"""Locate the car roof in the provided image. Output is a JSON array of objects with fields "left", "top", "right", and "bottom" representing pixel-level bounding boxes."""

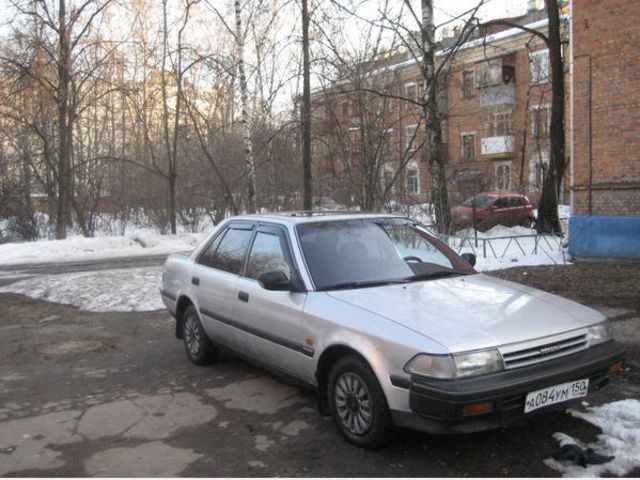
[
  {"left": 482, "top": 192, "right": 528, "bottom": 197},
  {"left": 225, "top": 211, "right": 405, "bottom": 226}
]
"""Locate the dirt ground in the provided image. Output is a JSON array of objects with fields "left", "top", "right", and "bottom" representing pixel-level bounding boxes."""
[
  {"left": 0, "top": 263, "right": 638, "bottom": 477},
  {"left": 488, "top": 262, "right": 640, "bottom": 313}
]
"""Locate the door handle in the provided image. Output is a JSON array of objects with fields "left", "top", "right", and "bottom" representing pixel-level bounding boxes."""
[
  {"left": 191, "top": 276, "right": 200, "bottom": 286},
  {"left": 238, "top": 291, "right": 249, "bottom": 302}
]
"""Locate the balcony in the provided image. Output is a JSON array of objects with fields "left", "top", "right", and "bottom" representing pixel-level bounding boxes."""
[
  {"left": 481, "top": 135, "right": 515, "bottom": 157},
  {"left": 480, "top": 85, "right": 515, "bottom": 107}
]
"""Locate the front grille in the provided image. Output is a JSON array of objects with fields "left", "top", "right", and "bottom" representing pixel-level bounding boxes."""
[{"left": 500, "top": 333, "right": 588, "bottom": 369}]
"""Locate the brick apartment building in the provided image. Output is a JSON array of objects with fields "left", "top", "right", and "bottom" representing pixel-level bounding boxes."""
[
  {"left": 568, "top": 0, "right": 640, "bottom": 259},
  {"left": 311, "top": 6, "right": 564, "bottom": 209}
]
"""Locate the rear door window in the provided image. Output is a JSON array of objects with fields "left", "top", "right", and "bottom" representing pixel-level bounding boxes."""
[
  {"left": 494, "top": 198, "right": 510, "bottom": 209},
  {"left": 204, "top": 228, "right": 253, "bottom": 274}
]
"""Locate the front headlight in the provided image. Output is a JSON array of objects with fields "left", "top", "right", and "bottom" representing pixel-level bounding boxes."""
[
  {"left": 404, "top": 349, "right": 503, "bottom": 380},
  {"left": 586, "top": 321, "right": 613, "bottom": 346}
]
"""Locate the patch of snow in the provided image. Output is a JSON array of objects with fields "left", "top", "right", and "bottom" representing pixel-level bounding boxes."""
[
  {"left": 439, "top": 224, "right": 569, "bottom": 272},
  {"left": 544, "top": 399, "right": 640, "bottom": 477},
  {"left": 0, "top": 233, "right": 203, "bottom": 266},
  {"left": 474, "top": 249, "right": 568, "bottom": 272},
  {"left": 558, "top": 204, "right": 571, "bottom": 219},
  {"left": 0, "top": 267, "right": 163, "bottom": 312},
  {"left": 456, "top": 225, "right": 537, "bottom": 238}
]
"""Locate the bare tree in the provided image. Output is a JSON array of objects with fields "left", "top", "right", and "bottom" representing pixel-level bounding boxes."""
[
  {"left": 301, "top": 0, "right": 312, "bottom": 210},
  {"left": 234, "top": 0, "right": 257, "bottom": 212},
  {"left": 2, "top": 0, "right": 114, "bottom": 239}
]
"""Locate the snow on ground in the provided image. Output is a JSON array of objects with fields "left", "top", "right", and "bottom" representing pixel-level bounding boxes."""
[
  {"left": 0, "top": 267, "right": 164, "bottom": 312},
  {"left": 473, "top": 248, "right": 568, "bottom": 272},
  {"left": 544, "top": 399, "right": 640, "bottom": 477},
  {"left": 0, "top": 232, "right": 203, "bottom": 266},
  {"left": 445, "top": 225, "right": 569, "bottom": 272}
]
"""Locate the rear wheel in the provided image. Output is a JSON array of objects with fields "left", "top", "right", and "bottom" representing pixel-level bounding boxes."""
[
  {"left": 182, "top": 305, "right": 218, "bottom": 365},
  {"left": 328, "top": 355, "right": 394, "bottom": 448}
]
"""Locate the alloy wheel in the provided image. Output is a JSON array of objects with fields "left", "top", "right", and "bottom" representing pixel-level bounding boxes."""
[
  {"left": 334, "top": 372, "right": 373, "bottom": 435},
  {"left": 184, "top": 313, "right": 202, "bottom": 358}
]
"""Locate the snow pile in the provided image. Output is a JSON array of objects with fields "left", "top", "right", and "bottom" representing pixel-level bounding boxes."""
[
  {"left": 0, "top": 232, "right": 203, "bottom": 266},
  {"left": 474, "top": 249, "right": 567, "bottom": 272},
  {"left": 0, "top": 267, "right": 164, "bottom": 312},
  {"left": 544, "top": 399, "right": 640, "bottom": 477},
  {"left": 444, "top": 224, "right": 568, "bottom": 272},
  {"left": 457, "top": 225, "right": 537, "bottom": 238}
]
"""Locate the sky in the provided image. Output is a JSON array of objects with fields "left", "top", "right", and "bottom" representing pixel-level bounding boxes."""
[{"left": 0, "top": 0, "right": 539, "bottom": 111}]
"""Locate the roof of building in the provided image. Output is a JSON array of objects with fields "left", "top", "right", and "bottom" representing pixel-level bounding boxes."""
[{"left": 351, "top": 8, "right": 550, "bottom": 77}]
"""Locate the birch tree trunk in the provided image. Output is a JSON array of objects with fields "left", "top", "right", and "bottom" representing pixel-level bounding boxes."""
[
  {"left": 420, "top": 0, "right": 451, "bottom": 232},
  {"left": 301, "top": 0, "right": 312, "bottom": 210},
  {"left": 235, "top": 0, "right": 257, "bottom": 213}
]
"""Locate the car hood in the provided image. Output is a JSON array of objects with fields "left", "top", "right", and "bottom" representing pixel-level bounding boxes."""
[{"left": 326, "top": 274, "right": 605, "bottom": 353}]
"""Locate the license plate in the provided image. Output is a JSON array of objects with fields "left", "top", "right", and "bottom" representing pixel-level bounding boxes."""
[{"left": 524, "top": 378, "right": 589, "bottom": 413}]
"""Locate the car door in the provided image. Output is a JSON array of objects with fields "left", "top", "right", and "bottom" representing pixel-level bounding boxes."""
[
  {"left": 492, "top": 197, "right": 511, "bottom": 226},
  {"left": 192, "top": 221, "right": 255, "bottom": 349},
  {"left": 234, "top": 224, "right": 312, "bottom": 381}
]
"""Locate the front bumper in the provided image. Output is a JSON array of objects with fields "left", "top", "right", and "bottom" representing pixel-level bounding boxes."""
[{"left": 391, "top": 340, "right": 625, "bottom": 434}]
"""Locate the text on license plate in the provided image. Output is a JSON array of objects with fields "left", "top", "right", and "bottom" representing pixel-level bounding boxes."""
[{"left": 524, "top": 378, "right": 589, "bottom": 413}]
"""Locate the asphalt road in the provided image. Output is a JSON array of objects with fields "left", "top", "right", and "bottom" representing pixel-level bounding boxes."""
[
  {"left": 0, "top": 288, "right": 637, "bottom": 476},
  {"left": 0, "top": 254, "right": 180, "bottom": 288}
]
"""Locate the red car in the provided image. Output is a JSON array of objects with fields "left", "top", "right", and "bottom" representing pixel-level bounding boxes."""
[{"left": 451, "top": 192, "right": 535, "bottom": 230}]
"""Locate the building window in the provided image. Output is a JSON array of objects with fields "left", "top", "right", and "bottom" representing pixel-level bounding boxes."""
[
  {"left": 341, "top": 101, "right": 349, "bottom": 118},
  {"left": 484, "top": 109, "right": 513, "bottom": 137},
  {"left": 462, "top": 70, "right": 475, "bottom": 98},
  {"left": 531, "top": 105, "right": 550, "bottom": 138},
  {"left": 404, "top": 83, "right": 417, "bottom": 110},
  {"left": 382, "top": 128, "right": 394, "bottom": 156},
  {"left": 529, "top": 150, "right": 549, "bottom": 191},
  {"left": 406, "top": 162, "right": 420, "bottom": 194},
  {"left": 382, "top": 164, "right": 394, "bottom": 193},
  {"left": 530, "top": 49, "right": 550, "bottom": 84},
  {"left": 495, "top": 162, "right": 512, "bottom": 191},
  {"left": 405, "top": 125, "right": 417, "bottom": 152},
  {"left": 347, "top": 128, "right": 360, "bottom": 155},
  {"left": 461, "top": 133, "right": 476, "bottom": 161}
]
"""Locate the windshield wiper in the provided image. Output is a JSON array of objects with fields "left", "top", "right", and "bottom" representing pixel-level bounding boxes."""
[
  {"left": 404, "top": 269, "right": 471, "bottom": 282},
  {"left": 320, "top": 278, "right": 411, "bottom": 291}
]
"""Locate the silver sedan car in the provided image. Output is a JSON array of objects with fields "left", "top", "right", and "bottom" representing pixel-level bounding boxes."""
[{"left": 160, "top": 213, "right": 625, "bottom": 448}]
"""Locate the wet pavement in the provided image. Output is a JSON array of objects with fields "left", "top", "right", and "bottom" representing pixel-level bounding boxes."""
[{"left": 0, "top": 291, "right": 637, "bottom": 477}]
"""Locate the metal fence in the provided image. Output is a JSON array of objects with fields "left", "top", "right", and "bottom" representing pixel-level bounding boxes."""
[{"left": 434, "top": 231, "right": 566, "bottom": 261}]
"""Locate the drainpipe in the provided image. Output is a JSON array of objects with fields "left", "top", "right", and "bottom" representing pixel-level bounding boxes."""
[
  {"left": 569, "top": 0, "right": 574, "bottom": 215},
  {"left": 575, "top": 54, "right": 593, "bottom": 216}
]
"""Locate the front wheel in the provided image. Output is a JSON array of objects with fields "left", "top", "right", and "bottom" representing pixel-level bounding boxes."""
[
  {"left": 328, "top": 355, "right": 394, "bottom": 448},
  {"left": 182, "top": 305, "right": 219, "bottom": 365}
]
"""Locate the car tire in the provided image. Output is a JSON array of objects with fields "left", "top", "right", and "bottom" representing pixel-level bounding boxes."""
[
  {"left": 182, "top": 305, "right": 218, "bottom": 365},
  {"left": 328, "top": 355, "right": 394, "bottom": 449}
]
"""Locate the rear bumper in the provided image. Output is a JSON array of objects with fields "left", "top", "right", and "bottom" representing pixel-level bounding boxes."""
[
  {"left": 159, "top": 288, "right": 177, "bottom": 317},
  {"left": 391, "top": 340, "right": 625, "bottom": 434}
]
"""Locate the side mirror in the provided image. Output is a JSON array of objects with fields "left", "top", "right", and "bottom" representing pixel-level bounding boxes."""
[
  {"left": 258, "top": 271, "right": 295, "bottom": 291},
  {"left": 461, "top": 252, "right": 476, "bottom": 267}
]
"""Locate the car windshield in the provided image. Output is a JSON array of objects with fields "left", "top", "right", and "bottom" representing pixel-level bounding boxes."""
[
  {"left": 297, "top": 218, "right": 475, "bottom": 291},
  {"left": 462, "top": 194, "right": 494, "bottom": 208}
]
